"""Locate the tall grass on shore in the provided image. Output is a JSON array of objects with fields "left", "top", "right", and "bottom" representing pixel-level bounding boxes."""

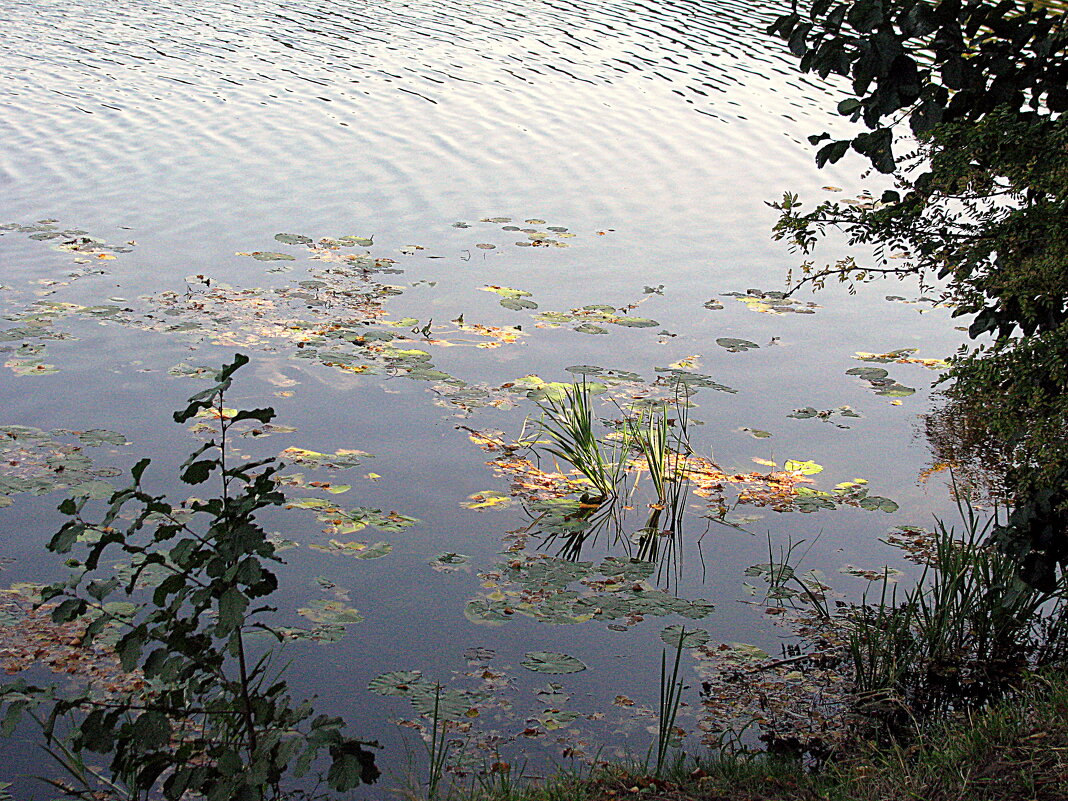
[{"left": 845, "top": 501, "right": 1065, "bottom": 722}]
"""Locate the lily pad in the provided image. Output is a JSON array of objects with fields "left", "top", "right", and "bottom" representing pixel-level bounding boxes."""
[
  {"left": 368, "top": 670, "right": 435, "bottom": 697},
  {"left": 279, "top": 447, "right": 372, "bottom": 469},
  {"left": 520, "top": 651, "right": 587, "bottom": 674},
  {"left": 740, "top": 428, "right": 772, "bottom": 439},
  {"left": 410, "top": 688, "right": 481, "bottom": 721},
  {"left": 725, "top": 642, "right": 770, "bottom": 660},
  {"left": 574, "top": 323, "right": 607, "bottom": 335},
  {"left": 660, "top": 625, "right": 710, "bottom": 648},
  {"left": 274, "top": 233, "right": 313, "bottom": 245},
  {"left": 859, "top": 496, "right": 900, "bottom": 513},
  {"left": 297, "top": 599, "right": 364, "bottom": 625},
  {"left": 308, "top": 540, "right": 393, "bottom": 558},
  {"left": 846, "top": 366, "right": 889, "bottom": 380},
  {"left": 613, "top": 317, "right": 659, "bottom": 328},
  {"left": 76, "top": 429, "right": 127, "bottom": 447},
  {"left": 876, "top": 383, "right": 916, "bottom": 397},
  {"left": 784, "top": 459, "right": 823, "bottom": 475},
  {"left": 716, "top": 338, "right": 760, "bottom": 352},
  {"left": 243, "top": 251, "right": 296, "bottom": 261}
]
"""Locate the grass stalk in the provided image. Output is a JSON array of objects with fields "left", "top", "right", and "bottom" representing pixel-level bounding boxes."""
[
  {"left": 655, "top": 629, "right": 687, "bottom": 776},
  {"left": 426, "top": 685, "right": 452, "bottom": 800}
]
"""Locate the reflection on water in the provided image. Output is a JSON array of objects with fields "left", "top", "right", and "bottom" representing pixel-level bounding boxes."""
[{"left": 0, "top": 0, "right": 971, "bottom": 793}]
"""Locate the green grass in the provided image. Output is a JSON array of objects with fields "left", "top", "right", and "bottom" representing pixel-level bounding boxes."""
[
  {"left": 844, "top": 503, "right": 1062, "bottom": 722},
  {"left": 460, "top": 671, "right": 1068, "bottom": 801}
]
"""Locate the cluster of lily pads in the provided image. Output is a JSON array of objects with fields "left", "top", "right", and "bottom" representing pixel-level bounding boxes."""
[
  {"left": 0, "top": 425, "right": 127, "bottom": 506},
  {"left": 720, "top": 288, "right": 820, "bottom": 315},
  {"left": 466, "top": 553, "right": 715, "bottom": 628},
  {"left": 460, "top": 216, "right": 578, "bottom": 249}
]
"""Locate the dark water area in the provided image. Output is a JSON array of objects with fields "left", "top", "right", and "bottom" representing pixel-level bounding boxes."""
[{"left": 0, "top": 0, "right": 969, "bottom": 794}]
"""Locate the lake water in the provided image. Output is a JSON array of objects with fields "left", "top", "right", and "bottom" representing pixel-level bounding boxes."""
[{"left": 0, "top": 0, "right": 968, "bottom": 794}]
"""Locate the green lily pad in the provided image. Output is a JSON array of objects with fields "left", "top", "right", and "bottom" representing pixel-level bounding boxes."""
[
  {"left": 308, "top": 540, "right": 393, "bottom": 559},
  {"left": 297, "top": 599, "right": 363, "bottom": 625},
  {"left": 859, "top": 496, "right": 900, "bottom": 513},
  {"left": 613, "top": 317, "right": 659, "bottom": 328},
  {"left": 876, "top": 383, "right": 916, "bottom": 397},
  {"left": 410, "top": 688, "right": 481, "bottom": 721},
  {"left": 784, "top": 459, "right": 823, "bottom": 475},
  {"left": 660, "top": 625, "right": 710, "bottom": 648},
  {"left": 338, "top": 235, "right": 374, "bottom": 247},
  {"left": 76, "top": 429, "right": 128, "bottom": 447},
  {"left": 280, "top": 624, "right": 347, "bottom": 643},
  {"left": 520, "top": 651, "right": 587, "bottom": 674},
  {"left": 368, "top": 670, "right": 434, "bottom": 697},
  {"left": 574, "top": 323, "right": 608, "bottom": 335},
  {"left": 846, "top": 366, "right": 889, "bottom": 380},
  {"left": 725, "top": 642, "right": 770, "bottom": 660},
  {"left": 716, "top": 338, "right": 760, "bottom": 352},
  {"left": 274, "top": 233, "right": 313, "bottom": 245},
  {"left": 740, "top": 427, "right": 772, "bottom": 438},
  {"left": 244, "top": 251, "right": 296, "bottom": 261},
  {"left": 8, "top": 359, "right": 58, "bottom": 375},
  {"left": 430, "top": 552, "right": 469, "bottom": 568},
  {"left": 67, "top": 480, "right": 116, "bottom": 500}
]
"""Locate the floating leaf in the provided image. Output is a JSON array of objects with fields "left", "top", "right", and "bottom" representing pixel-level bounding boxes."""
[
  {"left": 338, "top": 235, "right": 374, "bottom": 247},
  {"left": 368, "top": 670, "right": 434, "bottom": 697},
  {"left": 521, "top": 651, "right": 587, "bottom": 674},
  {"left": 430, "top": 552, "right": 469, "bottom": 572},
  {"left": 574, "top": 323, "right": 607, "bottom": 335},
  {"left": 280, "top": 624, "right": 346, "bottom": 643},
  {"left": 480, "top": 285, "right": 537, "bottom": 310},
  {"left": 410, "top": 688, "right": 479, "bottom": 721},
  {"left": 846, "top": 366, "right": 889, "bottom": 380},
  {"left": 241, "top": 251, "right": 296, "bottom": 261},
  {"left": 859, "top": 496, "right": 899, "bottom": 513},
  {"left": 784, "top": 459, "right": 823, "bottom": 475},
  {"left": 716, "top": 338, "right": 760, "bottom": 353},
  {"left": 274, "top": 233, "right": 313, "bottom": 245},
  {"left": 740, "top": 428, "right": 772, "bottom": 439},
  {"left": 876, "top": 384, "right": 915, "bottom": 397},
  {"left": 68, "top": 480, "right": 116, "bottom": 499},
  {"left": 463, "top": 490, "right": 512, "bottom": 510},
  {"left": 280, "top": 447, "right": 372, "bottom": 469},
  {"left": 724, "top": 642, "right": 770, "bottom": 659},
  {"left": 660, "top": 625, "right": 710, "bottom": 648},
  {"left": 76, "top": 429, "right": 127, "bottom": 447},
  {"left": 6, "top": 359, "right": 58, "bottom": 375},
  {"left": 308, "top": 540, "right": 393, "bottom": 559},
  {"left": 297, "top": 599, "right": 363, "bottom": 625}
]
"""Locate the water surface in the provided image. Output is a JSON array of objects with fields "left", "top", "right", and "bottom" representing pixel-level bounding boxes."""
[{"left": 0, "top": 0, "right": 966, "bottom": 793}]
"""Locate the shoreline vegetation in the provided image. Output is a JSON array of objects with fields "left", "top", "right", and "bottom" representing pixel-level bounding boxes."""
[{"left": 458, "top": 669, "right": 1068, "bottom": 801}]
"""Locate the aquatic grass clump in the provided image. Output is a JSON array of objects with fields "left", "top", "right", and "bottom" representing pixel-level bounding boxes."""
[
  {"left": 633, "top": 400, "right": 691, "bottom": 522},
  {"left": 844, "top": 500, "right": 1067, "bottom": 722},
  {"left": 736, "top": 497, "right": 1068, "bottom": 751},
  {"left": 538, "top": 381, "right": 631, "bottom": 501}
]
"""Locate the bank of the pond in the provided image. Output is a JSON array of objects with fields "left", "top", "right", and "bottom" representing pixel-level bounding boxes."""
[{"left": 470, "top": 671, "right": 1068, "bottom": 801}]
